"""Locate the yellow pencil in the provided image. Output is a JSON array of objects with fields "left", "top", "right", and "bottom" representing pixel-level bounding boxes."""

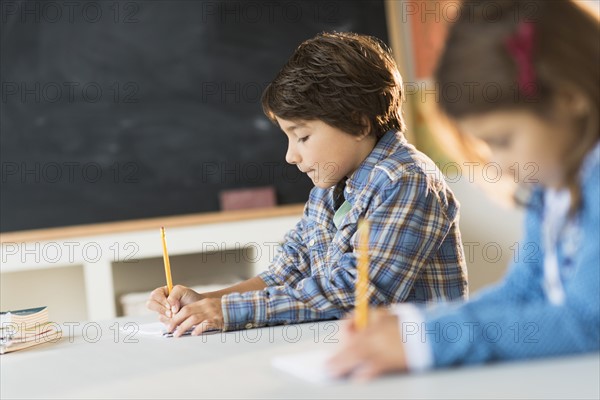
[
  {"left": 355, "top": 219, "right": 370, "bottom": 330},
  {"left": 160, "top": 227, "right": 173, "bottom": 295}
]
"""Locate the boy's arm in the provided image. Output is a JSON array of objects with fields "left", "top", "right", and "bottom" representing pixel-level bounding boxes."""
[
  {"left": 179, "top": 203, "right": 311, "bottom": 305},
  {"left": 202, "top": 276, "right": 267, "bottom": 299},
  {"left": 201, "top": 212, "right": 311, "bottom": 300},
  {"left": 220, "top": 172, "right": 459, "bottom": 331},
  {"left": 255, "top": 212, "right": 312, "bottom": 288}
]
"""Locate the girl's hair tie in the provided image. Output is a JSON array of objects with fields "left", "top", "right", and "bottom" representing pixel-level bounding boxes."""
[{"left": 505, "top": 21, "right": 538, "bottom": 98}]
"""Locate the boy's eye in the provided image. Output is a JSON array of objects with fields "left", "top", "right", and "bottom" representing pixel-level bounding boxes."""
[{"left": 297, "top": 136, "right": 309, "bottom": 143}]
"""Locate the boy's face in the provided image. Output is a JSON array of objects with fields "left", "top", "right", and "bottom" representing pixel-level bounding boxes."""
[{"left": 276, "top": 117, "right": 376, "bottom": 189}]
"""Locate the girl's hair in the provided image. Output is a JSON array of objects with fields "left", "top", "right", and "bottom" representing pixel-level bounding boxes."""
[
  {"left": 262, "top": 32, "right": 405, "bottom": 139},
  {"left": 435, "top": 0, "right": 599, "bottom": 209}
]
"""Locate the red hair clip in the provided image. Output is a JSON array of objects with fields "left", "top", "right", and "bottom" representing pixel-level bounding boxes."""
[{"left": 505, "top": 21, "right": 537, "bottom": 98}]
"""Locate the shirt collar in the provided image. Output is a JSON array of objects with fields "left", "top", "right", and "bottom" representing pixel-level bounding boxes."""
[
  {"left": 528, "top": 140, "right": 600, "bottom": 213},
  {"left": 342, "top": 130, "right": 406, "bottom": 203}
]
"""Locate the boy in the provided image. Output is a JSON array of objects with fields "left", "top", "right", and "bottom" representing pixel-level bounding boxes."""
[{"left": 147, "top": 32, "right": 468, "bottom": 336}]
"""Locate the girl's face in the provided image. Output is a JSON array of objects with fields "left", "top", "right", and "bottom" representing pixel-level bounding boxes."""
[
  {"left": 456, "top": 107, "right": 580, "bottom": 189},
  {"left": 276, "top": 117, "right": 377, "bottom": 189}
]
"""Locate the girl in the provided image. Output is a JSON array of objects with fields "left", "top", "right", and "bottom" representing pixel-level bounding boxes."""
[{"left": 328, "top": 0, "right": 599, "bottom": 380}]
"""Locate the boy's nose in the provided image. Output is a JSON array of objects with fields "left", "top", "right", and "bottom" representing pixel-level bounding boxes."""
[{"left": 285, "top": 143, "right": 301, "bottom": 165}]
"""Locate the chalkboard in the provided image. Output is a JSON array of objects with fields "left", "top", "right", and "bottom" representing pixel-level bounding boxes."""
[{"left": 0, "top": 0, "right": 390, "bottom": 232}]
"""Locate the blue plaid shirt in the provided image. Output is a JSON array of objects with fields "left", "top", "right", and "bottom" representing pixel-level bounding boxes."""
[{"left": 221, "top": 131, "right": 468, "bottom": 331}]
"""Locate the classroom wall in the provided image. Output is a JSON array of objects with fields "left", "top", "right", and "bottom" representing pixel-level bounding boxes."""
[{"left": 449, "top": 179, "right": 524, "bottom": 295}]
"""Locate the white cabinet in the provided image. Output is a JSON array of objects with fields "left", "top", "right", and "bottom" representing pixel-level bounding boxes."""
[{"left": 0, "top": 205, "right": 303, "bottom": 322}]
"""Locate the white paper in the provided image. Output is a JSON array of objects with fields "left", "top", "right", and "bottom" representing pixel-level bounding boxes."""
[
  {"left": 271, "top": 350, "right": 337, "bottom": 384},
  {"left": 131, "top": 322, "right": 169, "bottom": 336},
  {"left": 123, "top": 322, "right": 217, "bottom": 337}
]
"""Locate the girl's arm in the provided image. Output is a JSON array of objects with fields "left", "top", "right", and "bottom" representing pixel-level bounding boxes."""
[{"left": 425, "top": 168, "right": 600, "bottom": 368}]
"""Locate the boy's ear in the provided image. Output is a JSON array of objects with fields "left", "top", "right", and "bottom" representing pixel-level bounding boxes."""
[{"left": 355, "top": 116, "right": 372, "bottom": 141}]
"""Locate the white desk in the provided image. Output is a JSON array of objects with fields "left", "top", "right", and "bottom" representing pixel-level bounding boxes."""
[{"left": 1, "top": 316, "right": 598, "bottom": 399}]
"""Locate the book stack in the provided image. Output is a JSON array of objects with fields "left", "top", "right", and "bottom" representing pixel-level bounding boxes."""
[{"left": 1, "top": 306, "right": 62, "bottom": 354}]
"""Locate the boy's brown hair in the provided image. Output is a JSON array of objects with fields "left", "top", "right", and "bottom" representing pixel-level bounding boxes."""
[{"left": 262, "top": 32, "right": 405, "bottom": 139}]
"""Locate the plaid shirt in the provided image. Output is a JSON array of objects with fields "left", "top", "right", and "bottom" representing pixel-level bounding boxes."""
[{"left": 221, "top": 131, "right": 468, "bottom": 331}]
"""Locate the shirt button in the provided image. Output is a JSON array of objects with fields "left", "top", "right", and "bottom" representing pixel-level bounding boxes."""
[
  {"left": 245, "top": 323, "right": 253, "bottom": 329},
  {"left": 309, "top": 239, "right": 316, "bottom": 247},
  {"left": 345, "top": 186, "right": 352, "bottom": 194}
]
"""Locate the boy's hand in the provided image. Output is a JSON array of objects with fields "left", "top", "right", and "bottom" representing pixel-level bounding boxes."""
[
  {"left": 146, "top": 285, "right": 203, "bottom": 318},
  {"left": 327, "top": 308, "right": 408, "bottom": 381},
  {"left": 161, "top": 298, "right": 224, "bottom": 337}
]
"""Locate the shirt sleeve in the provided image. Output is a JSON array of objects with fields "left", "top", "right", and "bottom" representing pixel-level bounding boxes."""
[
  {"left": 222, "top": 172, "right": 457, "bottom": 331},
  {"left": 257, "top": 205, "right": 312, "bottom": 288},
  {"left": 390, "top": 303, "right": 434, "bottom": 372}
]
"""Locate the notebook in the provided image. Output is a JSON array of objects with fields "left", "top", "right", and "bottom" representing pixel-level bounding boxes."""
[
  {"left": 1, "top": 306, "right": 61, "bottom": 354},
  {"left": 1, "top": 306, "right": 48, "bottom": 326},
  {"left": 1, "top": 325, "right": 62, "bottom": 354}
]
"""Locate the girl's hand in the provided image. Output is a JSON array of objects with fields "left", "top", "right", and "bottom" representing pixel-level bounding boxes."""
[
  {"left": 327, "top": 308, "right": 408, "bottom": 381},
  {"left": 146, "top": 285, "right": 203, "bottom": 318},
  {"left": 161, "top": 297, "right": 224, "bottom": 337}
]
